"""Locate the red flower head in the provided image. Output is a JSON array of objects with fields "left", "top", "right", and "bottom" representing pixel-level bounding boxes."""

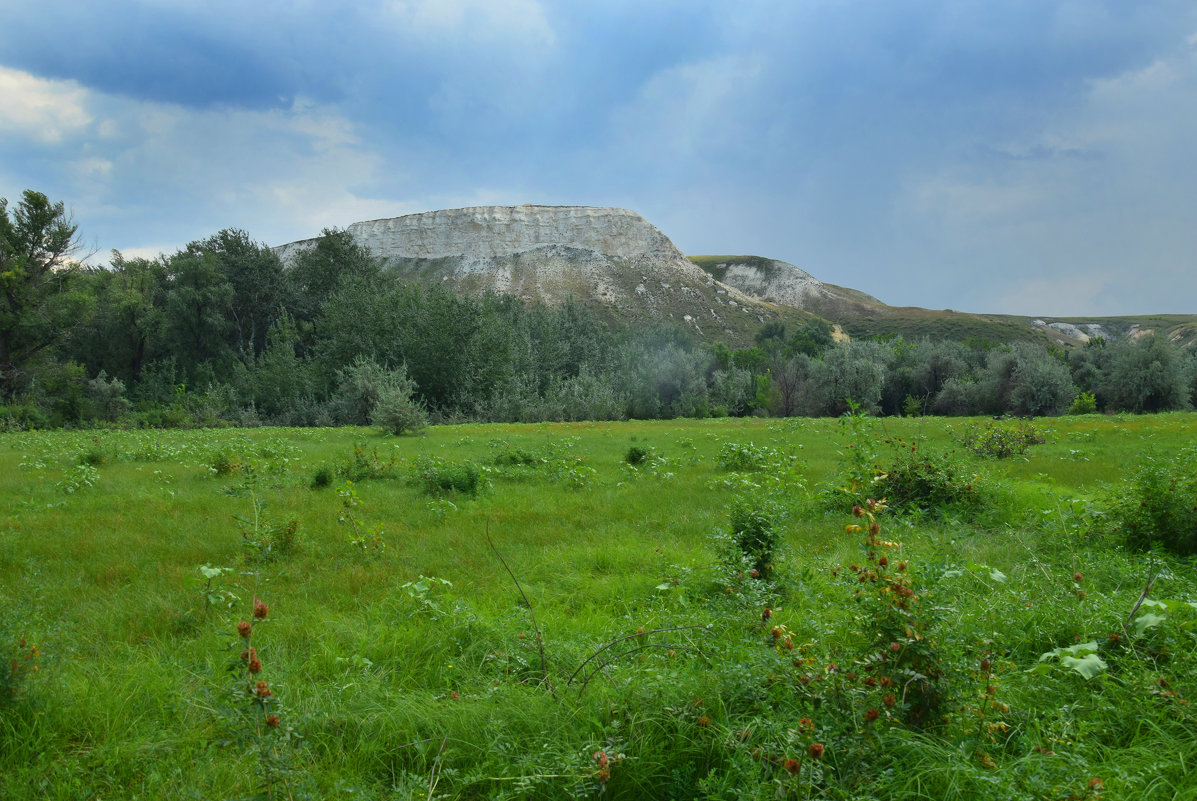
[
  {"left": 852, "top": 505, "right": 865, "bottom": 518},
  {"left": 762, "top": 608, "right": 772, "bottom": 622},
  {"left": 253, "top": 599, "right": 269, "bottom": 619},
  {"left": 865, "top": 708, "right": 880, "bottom": 722},
  {"left": 783, "top": 758, "right": 801, "bottom": 776},
  {"left": 883, "top": 694, "right": 896, "bottom": 707},
  {"left": 266, "top": 714, "right": 280, "bottom": 728},
  {"left": 255, "top": 681, "right": 272, "bottom": 697},
  {"left": 237, "top": 621, "right": 252, "bottom": 638},
  {"left": 808, "top": 743, "right": 825, "bottom": 760},
  {"left": 248, "top": 657, "right": 262, "bottom": 674}
]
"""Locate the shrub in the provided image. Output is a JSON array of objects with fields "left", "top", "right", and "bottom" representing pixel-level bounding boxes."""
[
  {"left": 625, "top": 444, "right": 654, "bottom": 466},
  {"left": 954, "top": 420, "right": 1047, "bottom": 459},
  {"left": 728, "top": 496, "right": 781, "bottom": 580},
  {"left": 1068, "top": 391, "right": 1098, "bottom": 415},
  {"left": 872, "top": 442, "right": 978, "bottom": 516},
  {"left": 370, "top": 379, "right": 427, "bottom": 436},
  {"left": 1105, "top": 450, "right": 1197, "bottom": 556},
  {"left": 717, "top": 441, "right": 778, "bottom": 472},
  {"left": 411, "top": 456, "right": 484, "bottom": 496},
  {"left": 309, "top": 464, "right": 333, "bottom": 489}
]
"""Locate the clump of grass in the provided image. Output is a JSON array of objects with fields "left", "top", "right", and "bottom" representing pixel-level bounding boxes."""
[
  {"left": 338, "top": 442, "right": 398, "bottom": 481},
  {"left": 411, "top": 456, "right": 484, "bottom": 496}
]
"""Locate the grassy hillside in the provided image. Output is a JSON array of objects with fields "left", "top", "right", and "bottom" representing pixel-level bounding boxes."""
[{"left": 3, "top": 416, "right": 1197, "bottom": 799}]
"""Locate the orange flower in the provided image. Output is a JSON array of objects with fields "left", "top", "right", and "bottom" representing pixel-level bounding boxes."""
[
  {"left": 808, "top": 743, "right": 824, "bottom": 760},
  {"left": 255, "top": 681, "right": 272, "bottom": 697},
  {"left": 865, "top": 708, "right": 879, "bottom": 722},
  {"left": 237, "top": 621, "right": 252, "bottom": 638},
  {"left": 253, "top": 599, "right": 269, "bottom": 619},
  {"left": 697, "top": 716, "right": 712, "bottom": 728},
  {"left": 783, "top": 758, "right": 801, "bottom": 776},
  {"left": 248, "top": 657, "right": 262, "bottom": 674},
  {"left": 265, "top": 714, "right": 280, "bottom": 728},
  {"left": 883, "top": 694, "right": 896, "bottom": 707}
]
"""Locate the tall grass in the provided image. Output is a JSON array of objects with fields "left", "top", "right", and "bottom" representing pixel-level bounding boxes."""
[{"left": 1, "top": 415, "right": 1195, "bottom": 798}]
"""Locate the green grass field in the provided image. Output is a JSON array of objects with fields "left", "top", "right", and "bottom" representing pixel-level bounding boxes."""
[{"left": 2, "top": 414, "right": 1196, "bottom": 800}]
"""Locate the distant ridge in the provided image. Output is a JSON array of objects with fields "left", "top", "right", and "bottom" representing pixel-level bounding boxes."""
[{"left": 275, "top": 206, "right": 1197, "bottom": 348}]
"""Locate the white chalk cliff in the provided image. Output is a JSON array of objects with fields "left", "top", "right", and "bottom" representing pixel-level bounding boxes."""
[{"left": 274, "top": 205, "right": 783, "bottom": 340}]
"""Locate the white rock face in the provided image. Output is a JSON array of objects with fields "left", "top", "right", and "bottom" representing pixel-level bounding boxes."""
[
  {"left": 277, "top": 205, "right": 692, "bottom": 264},
  {"left": 273, "top": 205, "right": 771, "bottom": 337}
]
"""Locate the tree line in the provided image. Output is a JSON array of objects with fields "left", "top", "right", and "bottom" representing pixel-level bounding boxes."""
[{"left": 3, "top": 189, "right": 1195, "bottom": 429}]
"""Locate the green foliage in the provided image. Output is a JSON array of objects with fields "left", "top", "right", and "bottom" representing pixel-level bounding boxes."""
[
  {"left": 1105, "top": 449, "right": 1197, "bottom": 555},
  {"left": 727, "top": 496, "right": 781, "bottom": 580},
  {"left": 337, "top": 442, "right": 398, "bottom": 481},
  {"left": 337, "top": 481, "right": 386, "bottom": 556},
  {"left": 1068, "top": 391, "right": 1098, "bottom": 414},
  {"left": 624, "top": 444, "right": 654, "bottom": 466},
  {"left": 369, "top": 368, "right": 427, "bottom": 436},
  {"left": 954, "top": 419, "right": 1047, "bottom": 459},
  {"left": 873, "top": 441, "right": 978, "bottom": 515},
  {"left": 716, "top": 441, "right": 779, "bottom": 472},
  {"left": 309, "top": 463, "right": 333, "bottom": 489},
  {"left": 0, "top": 190, "right": 89, "bottom": 400},
  {"left": 411, "top": 455, "right": 484, "bottom": 496}
]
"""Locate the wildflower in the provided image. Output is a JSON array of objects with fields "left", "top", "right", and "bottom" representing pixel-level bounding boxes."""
[
  {"left": 896, "top": 561, "right": 907, "bottom": 571},
  {"left": 697, "top": 716, "right": 712, "bottom": 728},
  {"left": 883, "top": 694, "right": 896, "bottom": 707},
  {"left": 248, "top": 657, "right": 262, "bottom": 674},
  {"left": 808, "top": 743, "right": 824, "bottom": 760},
  {"left": 593, "top": 751, "right": 609, "bottom": 768},
  {"left": 255, "top": 681, "right": 272, "bottom": 697},
  {"left": 771, "top": 626, "right": 783, "bottom": 640},
  {"left": 798, "top": 717, "right": 814, "bottom": 731},
  {"left": 852, "top": 505, "right": 865, "bottom": 518},
  {"left": 1088, "top": 778, "right": 1103, "bottom": 790},
  {"left": 869, "top": 523, "right": 881, "bottom": 537},
  {"left": 237, "top": 621, "right": 252, "bottom": 638},
  {"left": 783, "top": 758, "right": 801, "bottom": 776},
  {"left": 889, "top": 642, "right": 901, "bottom": 652},
  {"left": 783, "top": 639, "right": 794, "bottom": 651},
  {"left": 762, "top": 608, "right": 772, "bottom": 622},
  {"left": 265, "top": 715, "right": 280, "bottom": 728},
  {"left": 979, "top": 659, "right": 991, "bottom": 673},
  {"left": 253, "top": 599, "right": 269, "bottom": 619},
  {"left": 878, "top": 555, "right": 888, "bottom": 567},
  {"left": 865, "top": 708, "right": 880, "bottom": 722},
  {"left": 1073, "top": 572, "right": 1084, "bottom": 583},
  {"left": 596, "top": 767, "right": 610, "bottom": 783}
]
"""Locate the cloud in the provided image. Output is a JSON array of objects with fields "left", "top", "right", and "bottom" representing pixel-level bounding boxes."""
[{"left": 0, "top": 67, "right": 93, "bottom": 143}]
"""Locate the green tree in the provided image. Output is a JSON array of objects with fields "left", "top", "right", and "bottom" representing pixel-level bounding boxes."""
[
  {"left": 1101, "top": 336, "right": 1189, "bottom": 413},
  {"left": 0, "top": 190, "right": 91, "bottom": 399}
]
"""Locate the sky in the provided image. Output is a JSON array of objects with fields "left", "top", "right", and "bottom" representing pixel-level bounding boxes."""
[{"left": 2, "top": 0, "right": 1195, "bottom": 317}]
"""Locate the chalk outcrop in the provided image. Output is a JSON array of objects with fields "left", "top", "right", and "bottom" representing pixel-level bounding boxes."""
[{"left": 274, "top": 205, "right": 783, "bottom": 342}]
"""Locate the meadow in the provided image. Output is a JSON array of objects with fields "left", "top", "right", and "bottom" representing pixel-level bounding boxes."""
[{"left": 2, "top": 413, "right": 1196, "bottom": 800}]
